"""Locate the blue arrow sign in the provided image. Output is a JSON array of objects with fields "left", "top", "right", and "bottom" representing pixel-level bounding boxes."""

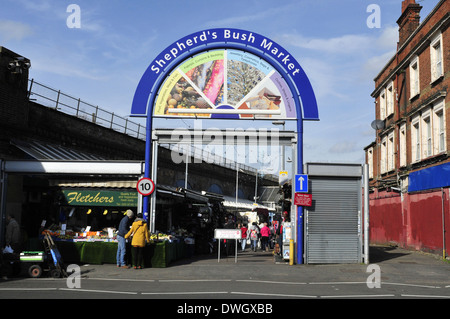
[{"left": 295, "top": 174, "right": 308, "bottom": 193}]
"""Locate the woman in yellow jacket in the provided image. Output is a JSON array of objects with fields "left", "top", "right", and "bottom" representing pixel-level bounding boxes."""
[{"left": 125, "top": 213, "right": 150, "bottom": 269}]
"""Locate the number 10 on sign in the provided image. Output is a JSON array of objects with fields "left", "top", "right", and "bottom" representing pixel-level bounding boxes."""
[{"left": 137, "top": 177, "right": 155, "bottom": 196}]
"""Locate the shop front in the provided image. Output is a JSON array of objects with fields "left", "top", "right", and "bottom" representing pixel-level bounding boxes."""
[{"left": 1, "top": 161, "right": 189, "bottom": 268}]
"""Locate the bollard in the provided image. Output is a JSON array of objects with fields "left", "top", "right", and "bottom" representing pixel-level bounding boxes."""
[{"left": 289, "top": 239, "right": 294, "bottom": 265}]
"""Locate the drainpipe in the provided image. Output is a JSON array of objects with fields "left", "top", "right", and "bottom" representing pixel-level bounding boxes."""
[{"left": 442, "top": 188, "right": 447, "bottom": 259}]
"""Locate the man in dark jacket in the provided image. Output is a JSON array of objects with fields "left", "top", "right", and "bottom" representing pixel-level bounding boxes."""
[{"left": 116, "top": 209, "right": 134, "bottom": 268}]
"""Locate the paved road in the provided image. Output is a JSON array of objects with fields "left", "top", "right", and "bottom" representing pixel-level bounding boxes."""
[{"left": 1, "top": 245, "right": 449, "bottom": 304}]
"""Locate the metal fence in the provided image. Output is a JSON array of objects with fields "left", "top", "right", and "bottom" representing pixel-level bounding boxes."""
[
  {"left": 27, "top": 79, "right": 146, "bottom": 140},
  {"left": 26, "top": 79, "right": 278, "bottom": 182}
]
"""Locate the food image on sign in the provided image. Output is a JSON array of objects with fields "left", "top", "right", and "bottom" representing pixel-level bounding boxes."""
[{"left": 153, "top": 49, "right": 296, "bottom": 119}]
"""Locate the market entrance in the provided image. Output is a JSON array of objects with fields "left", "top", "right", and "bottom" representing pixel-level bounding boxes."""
[{"left": 131, "top": 28, "right": 319, "bottom": 264}]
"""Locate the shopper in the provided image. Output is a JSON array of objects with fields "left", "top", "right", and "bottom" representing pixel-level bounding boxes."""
[
  {"left": 239, "top": 223, "right": 248, "bottom": 252},
  {"left": 260, "top": 222, "right": 270, "bottom": 252},
  {"left": 248, "top": 222, "right": 259, "bottom": 252},
  {"left": 116, "top": 209, "right": 134, "bottom": 268},
  {"left": 125, "top": 213, "right": 150, "bottom": 269},
  {"left": 5, "top": 214, "right": 21, "bottom": 254}
]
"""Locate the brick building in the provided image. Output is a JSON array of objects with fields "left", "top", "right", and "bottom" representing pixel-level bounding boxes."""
[{"left": 364, "top": 0, "right": 449, "bottom": 255}]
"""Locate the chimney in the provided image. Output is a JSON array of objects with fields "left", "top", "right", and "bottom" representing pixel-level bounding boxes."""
[{"left": 397, "top": 0, "right": 422, "bottom": 47}]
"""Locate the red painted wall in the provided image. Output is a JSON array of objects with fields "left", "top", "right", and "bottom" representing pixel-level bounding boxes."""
[{"left": 369, "top": 188, "right": 450, "bottom": 256}]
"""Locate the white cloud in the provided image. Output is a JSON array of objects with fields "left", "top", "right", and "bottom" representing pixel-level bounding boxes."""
[{"left": 0, "top": 20, "right": 33, "bottom": 41}]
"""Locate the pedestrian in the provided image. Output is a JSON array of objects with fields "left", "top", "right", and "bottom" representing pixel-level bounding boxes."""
[
  {"left": 240, "top": 223, "right": 248, "bottom": 252},
  {"left": 125, "top": 213, "right": 150, "bottom": 269},
  {"left": 5, "top": 214, "right": 21, "bottom": 254},
  {"left": 247, "top": 222, "right": 259, "bottom": 252},
  {"left": 260, "top": 222, "right": 270, "bottom": 251},
  {"left": 116, "top": 209, "right": 134, "bottom": 268}
]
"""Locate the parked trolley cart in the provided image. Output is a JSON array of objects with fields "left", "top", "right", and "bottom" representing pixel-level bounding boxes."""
[{"left": 20, "top": 233, "right": 67, "bottom": 278}]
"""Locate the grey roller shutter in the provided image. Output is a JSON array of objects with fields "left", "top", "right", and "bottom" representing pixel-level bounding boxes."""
[{"left": 305, "top": 177, "right": 362, "bottom": 263}]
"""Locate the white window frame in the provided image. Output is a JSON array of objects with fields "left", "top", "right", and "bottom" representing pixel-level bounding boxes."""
[
  {"left": 409, "top": 55, "right": 420, "bottom": 99},
  {"left": 367, "top": 147, "right": 374, "bottom": 179},
  {"left": 399, "top": 123, "right": 407, "bottom": 167},
  {"left": 411, "top": 115, "right": 421, "bottom": 163},
  {"left": 430, "top": 32, "right": 443, "bottom": 82},
  {"left": 387, "top": 131, "right": 395, "bottom": 172},
  {"left": 380, "top": 136, "right": 387, "bottom": 174},
  {"left": 386, "top": 81, "right": 394, "bottom": 117},
  {"left": 379, "top": 89, "right": 386, "bottom": 120},
  {"left": 421, "top": 108, "right": 432, "bottom": 159},
  {"left": 433, "top": 99, "right": 446, "bottom": 154}
]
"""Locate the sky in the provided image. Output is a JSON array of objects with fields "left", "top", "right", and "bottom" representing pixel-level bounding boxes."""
[{"left": 0, "top": 0, "right": 440, "bottom": 175}]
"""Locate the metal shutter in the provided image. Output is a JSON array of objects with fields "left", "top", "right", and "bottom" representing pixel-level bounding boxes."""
[{"left": 305, "top": 177, "right": 362, "bottom": 263}]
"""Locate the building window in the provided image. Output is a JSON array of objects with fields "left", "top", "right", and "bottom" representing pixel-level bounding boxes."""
[
  {"left": 386, "top": 82, "right": 394, "bottom": 117},
  {"left": 411, "top": 116, "right": 420, "bottom": 163},
  {"left": 409, "top": 56, "right": 420, "bottom": 98},
  {"left": 367, "top": 147, "right": 374, "bottom": 179},
  {"left": 379, "top": 89, "right": 386, "bottom": 120},
  {"left": 430, "top": 33, "right": 443, "bottom": 82},
  {"left": 387, "top": 132, "right": 395, "bottom": 172},
  {"left": 424, "top": 116, "right": 432, "bottom": 157},
  {"left": 399, "top": 123, "right": 407, "bottom": 167},
  {"left": 380, "top": 136, "right": 387, "bottom": 174},
  {"left": 410, "top": 99, "right": 446, "bottom": 163},
  {"left": 433, "top": 99, "right": 446, "bottom": 154}
]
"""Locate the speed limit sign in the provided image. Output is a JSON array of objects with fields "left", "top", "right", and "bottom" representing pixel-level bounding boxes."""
[{"left": 136, "top": 177, "right": 155, "bottom": 196}]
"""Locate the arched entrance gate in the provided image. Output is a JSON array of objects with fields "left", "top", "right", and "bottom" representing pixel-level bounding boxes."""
[{"left": 130, "top": 28, "right": 319, "bottom": 264}]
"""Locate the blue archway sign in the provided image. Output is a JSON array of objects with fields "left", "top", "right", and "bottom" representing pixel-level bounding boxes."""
[{"left": 130, "top": 28, "right": 319, "bottom": 264}]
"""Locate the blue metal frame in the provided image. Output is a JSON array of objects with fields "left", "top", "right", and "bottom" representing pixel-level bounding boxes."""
[{"left": 132, "top": 29, "right": 318, "bottom": 264}]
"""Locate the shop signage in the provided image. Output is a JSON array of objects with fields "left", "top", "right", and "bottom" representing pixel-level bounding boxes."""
[
  {"left": 131, "top": 28, "right": 319, "bottom": 121},
  {"left": 61, "top": 190, "right": 138, "bottom": 207},
  {"left": 294, "top": 193, "right": 312, "bottom": 207}
]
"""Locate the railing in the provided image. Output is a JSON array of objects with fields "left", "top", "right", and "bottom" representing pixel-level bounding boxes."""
[
  {"left": 27, "top": 79, "right": 146, "bottom": 140},
  {"left": 26, "top": 79, "right": 278, "bottom": 182}
]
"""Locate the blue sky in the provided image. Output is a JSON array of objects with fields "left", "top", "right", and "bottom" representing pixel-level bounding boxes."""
[{"left": 0, "top": 0, "right": 440, "bottom": 174}]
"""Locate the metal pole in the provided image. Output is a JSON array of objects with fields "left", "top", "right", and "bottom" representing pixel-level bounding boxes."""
[
  {"left": 143, "top": 109, "right": 153, "bottom": 224},
  {"left": 185, "top": 149, "right": 189, "bottom": 189},
  {"left": 235, "top": 163, "right": 239, "bottom": 206},
  {"left": 149, "top": 141, "right": 158, "bottom": 233},
  {"left": 296, "top": 118, "right": 304, "bottom": 264},
  {"left": 254, "top": 170, "right": 258, "bottom": 203},
  {"left": 364, "top": 164, "right": 370, "bottom": 264}
]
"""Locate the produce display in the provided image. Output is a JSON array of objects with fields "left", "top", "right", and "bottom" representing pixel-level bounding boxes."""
[{"left": 41, "top": 228, "right": 191, "bottom": 244}]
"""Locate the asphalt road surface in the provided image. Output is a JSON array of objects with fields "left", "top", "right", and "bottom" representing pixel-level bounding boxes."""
[{"left": 1, "top": 245, "right": 449, "bottom": 315}]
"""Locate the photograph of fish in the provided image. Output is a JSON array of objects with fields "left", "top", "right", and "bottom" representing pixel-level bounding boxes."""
[
  {"left": 185, "top": 59, "right": 225, "bottom": 106},
  {"left": 227, "top": 60, "right": 266, "bottom": 106}
]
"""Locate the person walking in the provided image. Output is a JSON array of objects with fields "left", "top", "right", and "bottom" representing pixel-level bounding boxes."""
[
  {"left": 125, "top": 213, "right": 150, "bottom": 269},
  {"left": 248, "top": 222, "right": 259, "bottom": 252},
  {"left": 239, "top": 223, "right": 248, "bottom": 252},
  {"left": 260, "top": 222, "right": 270, "bottom": 252},
  {"left": 116, "top": 209, "right": 134, "bottom": 268}
]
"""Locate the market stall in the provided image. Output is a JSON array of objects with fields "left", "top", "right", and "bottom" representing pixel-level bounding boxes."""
[{"left": 32, "top": 187, "right": 189, "bottom": 267}]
